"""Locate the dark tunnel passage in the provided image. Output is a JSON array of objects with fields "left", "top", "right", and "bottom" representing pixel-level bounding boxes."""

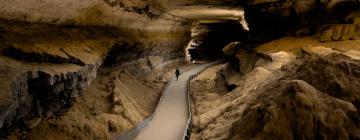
[{"left": 186, "top": 21, "right": 249, "bottom": 62}]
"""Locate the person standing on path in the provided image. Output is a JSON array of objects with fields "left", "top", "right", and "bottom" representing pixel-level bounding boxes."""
[{"left": 175, "top": 68, "right": 180, "bottom": 80}]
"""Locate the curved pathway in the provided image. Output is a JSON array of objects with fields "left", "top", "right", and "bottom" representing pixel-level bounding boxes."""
[{"left": 131, "top": 63, "right": 215, "bottom": 140}]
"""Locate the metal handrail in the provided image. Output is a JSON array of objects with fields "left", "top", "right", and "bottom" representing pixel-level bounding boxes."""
[
  {"left": 182, "top": 61, "right": 223, "bottom": 140},
  {"left": 113, "top": 77, "right": 173, "bottom": 140},
  {"left": 115, "top": 61, "right": 223, "bottom": 140}
]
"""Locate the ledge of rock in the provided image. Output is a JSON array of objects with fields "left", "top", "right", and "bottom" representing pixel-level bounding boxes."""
[{"left": 0, "top": 21, "right": 120, "bottom": 133}]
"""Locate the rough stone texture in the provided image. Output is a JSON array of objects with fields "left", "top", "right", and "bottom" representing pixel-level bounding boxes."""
[
  {"left": 295, "top": 51, "right": 360, "bottom": 113},
  {"left": 0, "top": 21, "right": 120, "bottom": 134},
  {"left": 229, "top": 49, "right": 360, "bottom": 140},
  {"left": 190, "top": 44, "right": 360, "bottom": 140},
  {"left": 234, "top": 49, "right": 259, "bottom": 74},
  {"left": 0, "top": 0, "right": 190, "bottom": 39},
  {"left": 1, "top": 0, "right": 360, "bottom": 139},
  {"left": 9, "top": 59, "right": 193, "bottom": 140},
  {"left": 230, "top": 80, "right": 360, "bottom": 140},
  {"left": 0, "top": 0, "right": 193, "bottom": 135},
  {"left": 243, "top": 0, "right": 360, "bottom": 43}
]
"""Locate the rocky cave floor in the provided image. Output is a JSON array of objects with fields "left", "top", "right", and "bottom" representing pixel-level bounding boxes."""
[
  {"left": 1, "top": 18, "right": 360, "bottom": 140},
  {"left": 1, "top": 0, "right": 360, "bottom": 139},
  {"left": 190, "top": 38, "right": 360, "bottom": 140},
  {"left": 3, "top": 31, "right": 360, "bottom": 140}
]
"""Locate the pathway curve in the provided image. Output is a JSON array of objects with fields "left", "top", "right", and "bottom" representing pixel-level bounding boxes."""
[{"left": 133, "top": 62, "right": 216, "bottom": 140}]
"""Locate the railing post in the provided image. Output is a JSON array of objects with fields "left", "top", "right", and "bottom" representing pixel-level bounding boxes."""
[{"left": 182, "top": 61, "right": 223, "bottom": 140}]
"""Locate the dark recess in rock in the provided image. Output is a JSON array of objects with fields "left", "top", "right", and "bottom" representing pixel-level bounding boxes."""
[
  {"left": 0, "top": 67, "right": 97, "bottom": 138},
  {"left": 102, "top": 41, "right": 137, "bottom": 67},
  {"left": 190, "top": 21, "right": 250, "bottom": 62},
  {"left": 225, "top": 83, "right": 237, "bottom": 91},
  {"left": 2, "top": 46, "right": 86, "bottom": 66}
]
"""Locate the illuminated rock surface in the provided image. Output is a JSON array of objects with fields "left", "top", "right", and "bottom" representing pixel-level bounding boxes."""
[{"left": 0, "top": 0, "right": 359, "bottom": 139}]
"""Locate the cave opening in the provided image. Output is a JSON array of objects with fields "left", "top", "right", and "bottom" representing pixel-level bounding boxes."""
[
  {"left": 27, "top": 72, "right": 53, "bottom": 118},
  {"left": 27, "top": 72, "right": 74, "bottom": 119},
  {"left": 185, "top": 20, "right": 249, "bottom": 63}
]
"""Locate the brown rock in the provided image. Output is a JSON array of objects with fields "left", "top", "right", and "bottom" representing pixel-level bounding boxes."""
[
  {"left": 26, "top": 118, "right": 43, "bottom": 129},
  {"left": 230, "top": 80, "right": 360, "bottom": 140},
  {"left": 234, "top": 49, "right": 259, "bottom": 74}
]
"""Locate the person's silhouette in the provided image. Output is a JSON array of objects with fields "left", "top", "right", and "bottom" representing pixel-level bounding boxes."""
[{"left": 175, "top": 68, "right": 180, "bottom": 80}]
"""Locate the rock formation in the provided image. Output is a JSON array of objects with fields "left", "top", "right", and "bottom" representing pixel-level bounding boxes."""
[
  {"left": 0, "top": 0, "right": 191, "bottom": 138},
  {"left": 0, "top": 0, "right": 359, "bottom": 139},
  {"left": 191, "top": 43, "right": 360, "bottom": 140}
]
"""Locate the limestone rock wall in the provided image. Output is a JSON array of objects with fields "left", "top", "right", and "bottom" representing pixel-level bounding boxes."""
[
  {"left": 0, "top": 21, "right": 120, "bottom": 134},
  {"left": 0, "top": 0, "right": 195, "bottom": 134}
]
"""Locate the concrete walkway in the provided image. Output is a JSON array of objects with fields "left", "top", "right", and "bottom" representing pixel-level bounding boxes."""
[{"left": 134, "top": 63, "right": 213, "bottom": 140}]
